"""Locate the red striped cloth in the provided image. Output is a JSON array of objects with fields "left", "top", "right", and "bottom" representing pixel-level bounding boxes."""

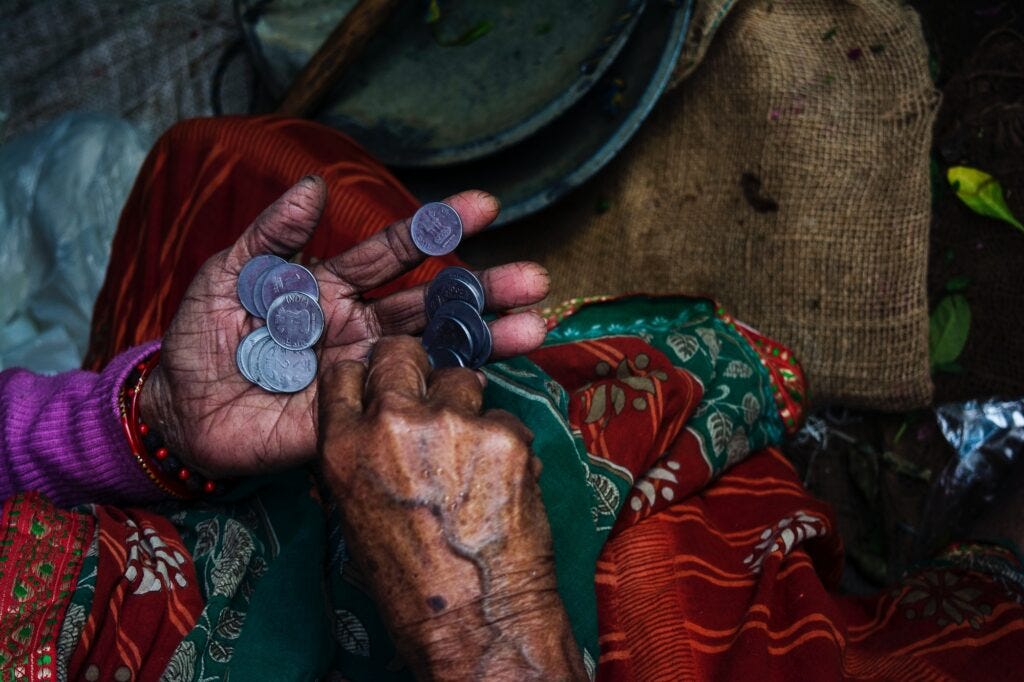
[
  {"left": 85, "top": 116, "right": 459, "bottom": 370},
  {"left": 84, "top": 117, "right": 1024, "bottom": 680}
]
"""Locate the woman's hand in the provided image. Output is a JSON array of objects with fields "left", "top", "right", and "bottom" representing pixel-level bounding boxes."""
[
  {"left": 319, "top": 336, "right": 585, "bottom": 681},
  {"left": 140, "top": 176, "right": 550, "bottom": 477}
]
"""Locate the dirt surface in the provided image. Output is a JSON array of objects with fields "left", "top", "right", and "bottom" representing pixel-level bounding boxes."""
[{"left": 785, "top": 1, "right": 1024, "bottom": 593}]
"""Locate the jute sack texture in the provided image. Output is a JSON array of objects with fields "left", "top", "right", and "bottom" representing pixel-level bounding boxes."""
[{"left": 467, "top": 0, "right": 939, "bottom": 410}]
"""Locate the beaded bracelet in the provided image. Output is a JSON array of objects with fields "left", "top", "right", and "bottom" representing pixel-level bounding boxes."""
[{"left": 119, "top": 352, "right": 222, "bottom": 498}]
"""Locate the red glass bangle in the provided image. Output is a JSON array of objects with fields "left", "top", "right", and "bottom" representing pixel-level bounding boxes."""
[{"left": 119, "top": 351, "right": 221, "bottom": 498}]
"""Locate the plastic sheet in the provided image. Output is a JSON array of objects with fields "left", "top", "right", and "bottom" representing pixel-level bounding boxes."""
[
  {"left": 0, "top": 113, "right": 151, "bottom": 373},
  {"left": 917, "top": 399, "right": 1024, "bottom": 554}
]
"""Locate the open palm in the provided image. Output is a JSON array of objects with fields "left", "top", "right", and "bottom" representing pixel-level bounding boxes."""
[{"left": 142, "top": 176, "right": 549, "bottom": 477}]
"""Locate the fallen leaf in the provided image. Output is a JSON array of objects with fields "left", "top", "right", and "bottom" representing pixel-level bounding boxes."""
[
  {"left": 947, "top": 166, "right": 1024, "bottom": 233},
  {"left": 451, "top": 20, "right": 493, "bottom": 46},
  {"left": 928, "top": 294, "right": 971, "bottom": 368},
  {"left": 424, "top": 0, "right": 441, "bottom": 24}
]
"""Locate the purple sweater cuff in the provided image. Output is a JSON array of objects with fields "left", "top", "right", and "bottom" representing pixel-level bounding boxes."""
[{"left": 0, "top": 342, "right": 168, "bottom": 507}]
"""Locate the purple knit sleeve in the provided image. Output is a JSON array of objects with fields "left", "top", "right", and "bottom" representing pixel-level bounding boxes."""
[{"left": 0, "top": 341, "right": 168, "bottom": 507}]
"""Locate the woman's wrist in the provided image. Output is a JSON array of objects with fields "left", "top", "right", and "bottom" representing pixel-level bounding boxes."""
[
  {"left": 129, "top": 358, "right": 221, "bottom": 496},
  {"left": 137, "top": 365, "right": 186, "bottom": 461},
  {"left": 338, "top": 491, "right": 586, "bottom": 681},
  {"left": 399, "top": 579, "right": 584, "bottom": 681}
]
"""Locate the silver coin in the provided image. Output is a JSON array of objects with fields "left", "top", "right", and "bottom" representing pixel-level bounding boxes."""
[
  {"left": 236, "top": 326, "right": 271, "bottom": 382},
  {"left": 237, "top": 254, "right": 286, "bottom": 316},
  {"left": 260, "top": 263, "right": 320, "bottom": 315},
  {"left": 425, "top": 267, "right": 484, "bottom": 318},
  {"left": 434, "top": 300, "right": 492, "bottom": 369},
  {"left": 252, "top": 269, "right": 275, "bottom": 318},
  {"left": 426, "top": 345, "right": 465, "bottom": 369},
  {"left": 410, "top": 202, "right": 463, "bottom": 256},
  {"left": 247, "top": 335, "right": 277, "bottom": 386},
  {"left": 257, "top": 343, "right": 318, "bottom": 393},
  {"left": 266, "top": 291, "right": 324, "bottom": 350},
  {"left": 422, "top": 307, "right": 475, "bottom": 364}
]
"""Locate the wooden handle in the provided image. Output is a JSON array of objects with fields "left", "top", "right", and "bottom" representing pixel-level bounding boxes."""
[{"left": 276, "top": 0, "right": 401, "bottom": 117}]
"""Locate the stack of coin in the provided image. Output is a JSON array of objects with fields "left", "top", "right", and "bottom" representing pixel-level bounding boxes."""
[
  {"left": 235, "top": 255, "right": 324, "bottom": 393},
  {"left": 421, "top": 266, "right": 491, "bottom": 369}
]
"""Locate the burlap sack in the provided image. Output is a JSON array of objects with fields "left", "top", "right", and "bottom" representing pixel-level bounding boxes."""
[{"left": 465, "top": 0, "right": 939, "bottom": 410}]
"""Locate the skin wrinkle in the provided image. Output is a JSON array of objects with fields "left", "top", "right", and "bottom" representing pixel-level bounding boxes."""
[
  {"left": 480, "top": 263, "right": 549, "bottom": 309},
  {"left": 320, "top": 337, "right": 585, "bottom": 680},
  {"left": 137, "top": 174, "right": 553, "bottom": 539}
]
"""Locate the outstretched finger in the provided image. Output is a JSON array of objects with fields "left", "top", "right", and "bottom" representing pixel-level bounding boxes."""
[
  {"left": 225, "top": 176, "right": 326, "bottom": 272},
  {"left": 490, "top": 312, "right": 548, "bottom": 359},
  {"left": 361, "top": 261, "right": 550, "bottom": 339},
  {"left": 364, "top": 336, "right": 431, "bottom": 405},
  {"left": 318, "top": 189, "right": 500, "bottom": 295}
]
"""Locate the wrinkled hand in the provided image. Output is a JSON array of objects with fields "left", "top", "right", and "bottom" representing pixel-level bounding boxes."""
[
  {"left": 319, "top": 336, "right": 585, "bottom": 681},
  {"left": 141, "top": 177, "right": 550, "bottom": 477}
]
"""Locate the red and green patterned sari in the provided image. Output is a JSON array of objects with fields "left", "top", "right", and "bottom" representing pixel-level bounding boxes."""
[{"left": 3, "top": 117, "right": 1023, "bottom": 681}]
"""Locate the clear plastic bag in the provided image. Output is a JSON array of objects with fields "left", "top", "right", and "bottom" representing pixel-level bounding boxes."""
[
  {"left": 915, "top": 399, "right": 1024, "bottom": 555},
  {"left": 0, "top": 113, "right": 151, "bottom": 373}
]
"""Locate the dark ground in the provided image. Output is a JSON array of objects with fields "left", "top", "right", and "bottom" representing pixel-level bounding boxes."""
[{"left": 782, "top": 0, "right": 1024, "bottom": 593}]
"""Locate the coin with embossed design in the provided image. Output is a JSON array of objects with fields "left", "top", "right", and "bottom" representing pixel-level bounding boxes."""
[
  {"left": 266, "top": 291, "right": 324, "bottom": 350},
  {"left": 257, "top": 343, "right": 318, "bottom": 393},
  {"left": 410, "top": 202, "right": 463, "bottom": 256},
  {"left": 259, "top": 263, "right": 320, "bottom": 315}
]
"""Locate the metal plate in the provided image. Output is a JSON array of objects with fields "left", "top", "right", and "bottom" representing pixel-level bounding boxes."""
[
  {"left": 396, "top": 0, "right": 693, "bottom": 226},
  {"left": 238, "top": 0, "right": 644, "bottom": 167}
]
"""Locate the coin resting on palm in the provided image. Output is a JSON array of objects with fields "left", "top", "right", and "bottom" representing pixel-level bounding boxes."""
[
  {"left": 235, "top": 257, "right": 325, "bottom": 393},
  {"left": 267, "top": 291, "right": 324, "bottom": 350},
  {"left": 237, "top": 254, "right": 286, "bottom": 317}
]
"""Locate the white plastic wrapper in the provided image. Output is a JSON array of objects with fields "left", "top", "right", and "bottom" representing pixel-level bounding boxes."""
[
  {"left": 0, "top": 113, "right": 151, "bottom": 373},
  {"left": 916, "top": 399, "right": 1024, "bottom": 555}
]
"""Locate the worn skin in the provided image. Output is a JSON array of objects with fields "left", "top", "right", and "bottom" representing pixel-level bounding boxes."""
[
  {"left": 319, "top": 336, "right": 586, "bottom": 681},
  {"left": 139, "top": 177, "right": 550, "bottom": 477}
]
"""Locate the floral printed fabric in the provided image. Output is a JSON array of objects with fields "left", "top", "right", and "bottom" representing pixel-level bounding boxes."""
[
  {"left": 324, "top": 295, "right": 799, "bottom": 680},
  {"left": 0, "top": 493, "right": 93, "bottom": 682},
  {"left": 6, "top": 297, "right": 1024, "bottom": 681}
]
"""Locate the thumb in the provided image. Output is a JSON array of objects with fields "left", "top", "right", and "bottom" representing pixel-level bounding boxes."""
[{"left": 226, "top": 175, "right": 326, "bottom": 271}]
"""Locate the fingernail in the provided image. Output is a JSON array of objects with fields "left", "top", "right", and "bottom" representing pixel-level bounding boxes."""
[{"left": 529, "top": 310, "right": 550, "bottom": 333}]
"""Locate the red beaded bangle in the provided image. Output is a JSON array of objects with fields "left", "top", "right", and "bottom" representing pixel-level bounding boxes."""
[{"left": 119, "top": 351, "right": 222, "bottom": 498}]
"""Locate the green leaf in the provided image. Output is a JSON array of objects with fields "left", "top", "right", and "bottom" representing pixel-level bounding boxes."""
[
  {"left": 451, "top": 20, "right": 493, "bottom": 46},
  {"left": 881, "top": 450, "right": 931, "bottom": 482},
  {"left": 929, "top": 294, "right": 971, "bottom": 367},
  {"left": 424, "top": 0, "right": 441, "bottom": 24},
  {"left": 945, "top": 275, "right": 971, "bottom": 293},
  {"left": 947, "top": 166, "right": 1024, "bottom": 233},
  {"left": 893, "top": 420, "right": 908, "bottom": 444}
]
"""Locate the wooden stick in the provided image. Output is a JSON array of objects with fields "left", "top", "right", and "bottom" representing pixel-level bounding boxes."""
[{"left": 276, "top": 0, "right": 401, "bottom": 117}]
